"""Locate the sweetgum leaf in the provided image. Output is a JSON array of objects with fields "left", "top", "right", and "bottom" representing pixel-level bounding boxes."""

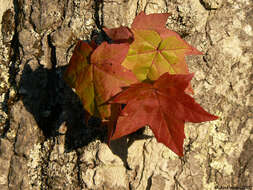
[
  {"left": 120, "top": 11, "right": 202, "bottom": 94},
  {"left": 110, "top": 73, "right": 218, "bottom": 156},
  {"left": 64, "top": 40, "right": 137, "bottom": 118},
  {"left": 122, "top": 29, "right": 202, "bottom": 81}
]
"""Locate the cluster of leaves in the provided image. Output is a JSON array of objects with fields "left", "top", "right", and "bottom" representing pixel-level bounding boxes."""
[{"left": 64, "top": 12, "right": 218, "bottom": 156}]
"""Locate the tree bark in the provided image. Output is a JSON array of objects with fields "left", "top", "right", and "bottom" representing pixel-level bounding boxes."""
[{"left": 0, "top": 0, "right": 252, "bottom": 189}]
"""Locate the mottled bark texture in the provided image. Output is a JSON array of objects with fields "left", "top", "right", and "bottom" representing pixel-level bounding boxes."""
[{"left": 0, "top": 0, "right": 252, "bottom": 189}]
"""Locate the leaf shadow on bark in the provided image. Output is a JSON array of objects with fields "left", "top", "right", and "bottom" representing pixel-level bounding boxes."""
[
  {"left": 237, "top": 128, "right": 253, "bottom": 187},
  {"left": 19, "top": 62, "right": 153, "bottom": 166},
  {"left": 19, "top": 63, "right": 107, "bottom": 152},
  {"left": 18, "top": 21, "right": 153, "bottom": 165},
  {"left": 110, "top": 128, "right": 153, "bottom": 169}
]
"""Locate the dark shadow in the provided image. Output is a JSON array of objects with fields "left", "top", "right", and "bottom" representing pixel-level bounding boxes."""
[
  {"left": 199, "top": 0, "right": 219, "bottom": 10},
  {"left": 19, "top": 62, "right": 152, "bottom": 162},
  {"left": 110, "top": 128, "right": 153, "bottom": 169},
  {"left": 94, "top": 0, "right": 104, "bottom": 30},
  {"left": 237, "top": 127, "right": 253, "bottom": 187},
  {"left": 19, "top": 63, "right": 108, "bottom": 152},
  {"left": 16, "top": 0, "right": 112, "bottom": 151}
]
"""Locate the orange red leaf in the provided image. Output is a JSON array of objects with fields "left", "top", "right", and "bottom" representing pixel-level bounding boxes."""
[{"left": 110, "top": 73, "right": 218, "bottom": 156}]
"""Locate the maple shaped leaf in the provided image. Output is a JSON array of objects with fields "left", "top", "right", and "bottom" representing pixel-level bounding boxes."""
[
  {"left": 110, "top": 73, "right": 218, "bottom": 156},
  {"left": 121, "top": 12, "right": 202, "bottom": 85},
  {"left": 64, "top": 40, "right": 137, "bottom": 119}
]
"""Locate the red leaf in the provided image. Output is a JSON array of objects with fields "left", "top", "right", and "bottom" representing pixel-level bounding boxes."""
[
  {"left": 64, "top": 41, "right": 137, "bottom": 118},
  {"left": 103, "top": 26, "right": 134, "bottom": 43},
  {"left": 110, "top": 73, "right": 218, "bottom": 156}
]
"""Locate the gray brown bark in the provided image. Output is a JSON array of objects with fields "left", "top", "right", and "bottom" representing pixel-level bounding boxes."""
[{"left": 0, "top": 0, "right": 252, "bottom": 189}]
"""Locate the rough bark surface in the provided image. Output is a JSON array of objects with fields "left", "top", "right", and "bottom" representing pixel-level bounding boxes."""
[{"left": 0, "top": 0, "right": 252, "bottom": 190}]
